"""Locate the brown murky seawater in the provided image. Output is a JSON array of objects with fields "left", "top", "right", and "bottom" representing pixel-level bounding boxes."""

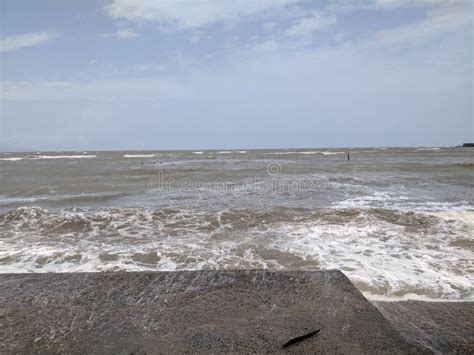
[{"left": 1, "top": 147, "right": 473, "bottom": 301}]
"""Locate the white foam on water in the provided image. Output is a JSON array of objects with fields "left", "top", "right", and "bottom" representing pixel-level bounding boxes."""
[
  {"left": 332, "top": 191, "right": 407, "bottom": 210},
  {"left": 0, "top": 192, "right": 115, "bottom": 205},
  {"left": 217, "top": 151, "right": 247, "bottom": 154},
  {"left": 0, "top": 157, "right": 24, "bottom": 161},
  {"left": 264, "top": 151, "right": 345, "bottom": 155},
  {"left": 332, "top": 188, "right": 473, "bottom": 212},
  {"left": 1, "top": 155, "right": 99, "bottom": 161},
  {"left": 300, "top": 151, "right": 345, "bottom": 155},
  {"left": 322, "top": 151, "right": 346, "bottom": 155},
  {"left": 192, "top": 151, "right": 204, "bottom": 155},
  {"left": 124, "top": 154, "right": 156, "bottom": 158},
  {"left": 0, "top": 195, "right": 40, "bottom": 204},
  {"left": 1, "top": 206, "right": 472, "bottom": 302},
  {"left": 429, "top": 210, "right": 474, "bottom": 225},
  {"left": 270, "top": 212, "right": 474, "bottom": 301},
  {"left": 0, "top": 155, "right": 98, "bottom": 162}
]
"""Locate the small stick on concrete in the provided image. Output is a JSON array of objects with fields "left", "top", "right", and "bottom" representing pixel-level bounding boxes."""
[{"left": 282, "top": 329, "right": 320, "bottom": 348}]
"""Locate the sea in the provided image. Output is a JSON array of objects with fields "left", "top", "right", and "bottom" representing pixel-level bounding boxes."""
[{"left": 0, "top": 147, "right": 473, "bottom": 301}]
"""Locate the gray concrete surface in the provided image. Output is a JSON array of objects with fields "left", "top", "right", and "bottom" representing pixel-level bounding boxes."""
[
  {"left": 374, "top": 301, "right": 474, "bottom": 354},
  {"left": 0, "top": 270, "right": 438, "bottom": 353}
]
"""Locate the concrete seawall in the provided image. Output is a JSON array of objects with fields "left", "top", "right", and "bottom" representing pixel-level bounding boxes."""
[
  {"left": 0, "top": 270, "right": 472, "bottom": 353},
  {"left": 374, "top": 301, "right": 474, "bottom": 354}
]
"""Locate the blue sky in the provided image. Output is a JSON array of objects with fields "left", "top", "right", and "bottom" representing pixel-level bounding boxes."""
[{"left": 0, "top": 0, "right": 472, "bottom": 151}]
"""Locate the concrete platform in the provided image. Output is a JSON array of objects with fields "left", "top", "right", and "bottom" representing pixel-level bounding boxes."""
[
  {"left": 0, "top": 270, "right": 429, "bottom": 353},
  {"left": 374, "top": 301, "right": 474, "bottom": 354}
]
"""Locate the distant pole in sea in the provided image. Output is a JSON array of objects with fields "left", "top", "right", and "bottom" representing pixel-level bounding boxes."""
[{"left": 347, "top": 153, "right": 350, "bottom": 161}]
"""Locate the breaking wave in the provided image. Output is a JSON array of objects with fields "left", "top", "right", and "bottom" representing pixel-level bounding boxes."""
[
  {"left": 0, "top": 206, "right": 472, "bottom": 301},
  {"left": 264, "top": 151, "right": 346, "bottom": 155},
  {"left": 124, "top": 154, "right": 156, "bottom": 158},
  {"left": 0, "top": 155, "right": 97, "bottom": 161}
]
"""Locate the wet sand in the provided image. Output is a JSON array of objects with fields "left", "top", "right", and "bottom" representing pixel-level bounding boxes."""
[{"left": 0, "top": 270, "right": 471, "bottom": 353}]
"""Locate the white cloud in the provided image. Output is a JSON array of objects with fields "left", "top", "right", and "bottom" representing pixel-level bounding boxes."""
[
  {"left": 101, "top": 28, "right": 139, "bottom": 39},
  {"left": 366, "top": 6, "right": 472, "bottom": 46},
  {"left": 0, "top": 31, "right": 59, "bottom": 52},
  {"left": 258, "top": 2, "right": 471, "bottom": 52},
  {"left": 285, "top": 13, "right": 337, "bottom": 37},
  {"left": 374, "top": 0, "right": 465, "bottom": 9},
  {"left": 104, "top": 0, "right": 293, "bottom": 30},
  {"left": 242, "top": 2, "right": 471, "bottom": 61},
  {"left": 325, "top": 0, "right": 465, "bottom": 14}
]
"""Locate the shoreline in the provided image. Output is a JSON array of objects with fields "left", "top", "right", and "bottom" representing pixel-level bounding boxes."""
[
  {"left": 1, "top": 270, "right": 472, "bottom": 353},
  {"left": 0, "top": 269, "right": 471, "bottom": 304}
]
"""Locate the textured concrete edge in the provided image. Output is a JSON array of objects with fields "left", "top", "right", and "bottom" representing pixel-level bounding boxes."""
[
  {"left": 373, "top": 300, "right": 474, "bottom": 354},
  {"left": 0, "top": 268, "right": 344, "bottom": 277},
  {"left": 2, "top": 270, "right": 470, "bottom": 353}
]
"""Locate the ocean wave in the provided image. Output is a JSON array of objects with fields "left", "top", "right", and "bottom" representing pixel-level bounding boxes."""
[
  {"left": 217, "top": 151, "right": 247, "bottom": 154},
  {"left": 0, "top": 155, "right": 97, "bottom": 161},
  {"left": 0, "top": 195, "right": 40, "bottom": 204},
  {"left": 331, "top": 189, "right": 473, "bottom": 211},
  {"left": 301, "top": 151, "right": 345, "bottom": 155},
  {"left": 35, "top": 155, "right": 97, "bottom": 159},
  {"left": 429, "top": 210, "right": 474, "bottom": 225},
  {"left": 0, "top": 192, "right": 125, "bottom": 207},
  {"left": 0, "top": 157, "right": 25, "bottom": 161},
  {"left": 264, "top": 151, "right": 346, "bottom": 155},
  {"left": 124, "top": 154, "right": 156, "bottom": 158},
  {"left": 0, "top": 206, "right": 472, "bottom": 301}
]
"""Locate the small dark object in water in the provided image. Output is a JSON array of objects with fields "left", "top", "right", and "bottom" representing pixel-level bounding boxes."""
[
  {"left": 347, "top": 153, "right": 350, "bottom": 161},
  {"left": 463, "top": 143, "right": 474, "bottom": 147},
  {"left": 282, "top": 329, "right": 320, "bottom": 348}
]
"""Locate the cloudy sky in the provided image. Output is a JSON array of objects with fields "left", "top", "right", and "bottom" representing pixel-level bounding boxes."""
[{"left": 0, "top": 0, "right": 472, "bottom": 151}]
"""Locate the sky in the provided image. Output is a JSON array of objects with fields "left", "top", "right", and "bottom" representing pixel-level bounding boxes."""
[{"left": 0, "top": 0, "right": 472, "bottom": 151}]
